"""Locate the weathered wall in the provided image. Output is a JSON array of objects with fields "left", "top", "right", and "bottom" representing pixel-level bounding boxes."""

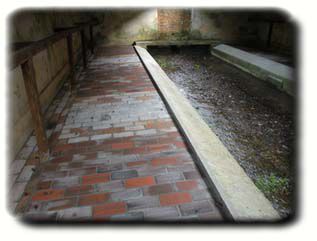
[
  {"left": 270, "top": 22, "right": 295, "bottom": 53},
  {"left": 9, "top": 11, "right": 93, "bottom": 160},
  {"left": 157, "top": 9, "right": 191, "bottom": 40},
  {"left": 97, "top": 9, "right": 274, "bottom": 46},
  {"left": 99, "top": 9, "right": 158, "bottom": 45},
  {"left": 190, "top": 10, "right": 260, "bottom": 45}
]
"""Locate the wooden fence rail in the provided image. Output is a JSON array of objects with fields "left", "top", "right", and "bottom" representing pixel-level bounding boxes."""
[{"left": 10, "top": 20, "right": 99, "bottom": 156}]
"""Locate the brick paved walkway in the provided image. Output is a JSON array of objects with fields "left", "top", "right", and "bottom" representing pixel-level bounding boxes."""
[{"left": 10, "top": 46, "right": 224, "bottom": 222}]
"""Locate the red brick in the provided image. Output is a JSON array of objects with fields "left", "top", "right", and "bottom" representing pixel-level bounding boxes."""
[
  {"left": 32, "top": 189, "right": 64, "bottom": 201},
  {"left": 125, "top": 146, "right": 147, "bottom": 154},
  {"left": 127, "top": 160, "right": 147, "bottom": 167},
  {"left": 111, "top": 142, "right": 133, "bottom": 150},
  {"left": 65, "top": 185, "right": 93, "bottom": 196},
  {"left": 147, "top": 144, "right": 171, "bottom": 152},
  {"left": 176, "top": 180, "right": 198, "bottom": 191},
  {"left": 125, "top": 176, "right": 155, "bottom": 188},
  {"left": 79, "top": 193, "right": 110, "bottom": 206},
  {"left": 93, "top": 202, "right": 126, "bottom": 216},
  {"left": 151, "top": 156, "right": 178, "bottom": 166},
  {"left": 145, "top": 183, "right": 174, "bottom": 195},
  {"left": 82, "top": 173, "right": 110, "bottom": 185},
  {"left": 160, "top": 192, "right": 192, "bottom": 206}
]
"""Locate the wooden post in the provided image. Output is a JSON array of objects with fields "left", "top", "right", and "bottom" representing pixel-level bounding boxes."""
[
  {"left": 267, "top": 22, "right": 274, "bottom": 48},
  {"left": 21, "top": 58, "right": 49, "bottom": 154},
  {"left": 66, "top": 33, "right": 75, "bottom": 91},
  {"left": 89, "top": 25, "right": 94, "bottom": 54},
  {"left": 80, "top": 28, "right": 87, "bottom": 68}
]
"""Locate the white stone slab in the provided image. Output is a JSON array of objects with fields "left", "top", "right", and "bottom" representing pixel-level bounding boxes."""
[{"left": 135, "top": 45, "right": 280, "bottom": 222}]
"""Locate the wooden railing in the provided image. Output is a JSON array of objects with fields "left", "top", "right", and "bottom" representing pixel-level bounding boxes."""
[{"left": 10, "top": 20, "right": 99, "bottom": 157}]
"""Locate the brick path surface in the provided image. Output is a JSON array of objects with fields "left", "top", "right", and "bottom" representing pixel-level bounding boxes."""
[{"left": 10, "top": 46, "right": 224, "bottom": 222}]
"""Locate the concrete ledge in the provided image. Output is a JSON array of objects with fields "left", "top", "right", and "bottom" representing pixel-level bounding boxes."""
[
  {"left": 134, "top": 40, "right": 221, "bottom": 49},
  {"left": 135, "top": 45, "right": 280, "bottom": 222},
  {"left": 211, "top": 44, "right": 295, "bottom": 96}
]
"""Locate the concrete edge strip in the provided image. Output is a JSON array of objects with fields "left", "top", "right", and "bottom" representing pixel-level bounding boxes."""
[
  {"left": 134, "top": 40, "right": 221, "bottom": 49},
  {"left": 134, "top": 45, "right": 280, "bottom": 222},
  {"left": 211, "top": 44, "right": 295, "bottom": 96}
]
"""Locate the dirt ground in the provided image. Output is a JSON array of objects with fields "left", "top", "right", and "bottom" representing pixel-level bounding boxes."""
[{"left": 149, "top": 46, "right": 296, "bottom": 218}]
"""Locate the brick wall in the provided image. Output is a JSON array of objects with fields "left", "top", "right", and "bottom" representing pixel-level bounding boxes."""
[{"left": 157, "top": 9, "right": 191, "bottom": 39}]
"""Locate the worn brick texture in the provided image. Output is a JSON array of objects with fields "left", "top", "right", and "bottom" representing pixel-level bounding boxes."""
[
  {"left": 158, "top": 9, "right": 191, "bottom": 37},
  {"left": 11, "top": 46, "right": 223, "bottom": 222}
]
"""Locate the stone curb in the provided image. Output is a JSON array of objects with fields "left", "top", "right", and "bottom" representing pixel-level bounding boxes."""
[{"left": 134, "top": 45, "right": 280, "bottom": 222}]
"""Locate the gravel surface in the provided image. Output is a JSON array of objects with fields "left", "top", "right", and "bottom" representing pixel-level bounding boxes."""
[{"left": 149, "top": 46, "right": 296, "bottom": 218}]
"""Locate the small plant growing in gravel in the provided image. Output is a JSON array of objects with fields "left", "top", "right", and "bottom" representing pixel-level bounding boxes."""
[{"left": 255, "top": 173, "right": 290, "bottom": 197}]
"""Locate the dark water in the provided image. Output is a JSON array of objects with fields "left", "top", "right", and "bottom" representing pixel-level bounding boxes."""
[{"left": 149, "top": 46, "right": 296, "bottom": 218}]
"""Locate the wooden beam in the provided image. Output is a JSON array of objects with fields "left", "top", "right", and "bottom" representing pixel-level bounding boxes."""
[
  {"left": 267, "top": 22, "right": 274, "bottom": 48},
  {"left": 89, "top": 25, "right": 94, "bottom": 54},
  {"left": 66, "top": 33, "right": 75, "bottom": 92},
  {"left": 80, "top": 29, "right": 87, "bottom": 68},
  {"left": 21, "top": 58, "right": 49, "bottom": 153},
  {"left": 11, "top": 28, "right": 79, "bottom": 70}
]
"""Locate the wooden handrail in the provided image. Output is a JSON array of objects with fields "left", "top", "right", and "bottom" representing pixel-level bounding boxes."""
[
  {"left": 10, "top": 20, "right": 99, "bottom": 158},
  {"left": 10, "top": 21, "right": 98, "bottom": 70}
]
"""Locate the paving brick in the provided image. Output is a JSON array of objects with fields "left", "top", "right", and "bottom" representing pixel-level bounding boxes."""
[
  {"left": 176, "top": 180, "right": 198, "bottom": 191},
  {"left": 82, "top": 173, "right": 110, "bottom": 185},
  {"left": 137, "top": 166, "right": 167, "bottom": 177},
  {"left": 97, "top": 163, "right": 123, "bottom": 173},
  {"left": 91, "top": 134, "right": 112, "bottom": 140},
  {"left": 51, "top": 176, "right": 80, "bottom": 189},
  {"left": 93, "top": 202, "right": 126, "bottom": 216},
  {"left": 179, "top": 200, "right": 214, "bottom": 216},
  {"left": 111, "top": 170, "right": 138, "bottom": 180},
  {"left": 127, "top": 196, "right": 159, "bottom": 211},
  {"left": 155, "top": 172, "right": 184, "bottom": 184},
  {"left": 69, "top": 167, "right": 96, "bottom": 176},
  {"left": 110, "top": 211, "right": 144, "bottom": 221},
  {"left": 113, "top": 132, "right": 134, "bottom": 138},
  {"left": 183, "top": 171, "right": 201, "bottom": 180},
  {"left": 111, "top": 142, "right": 134, "bottom": 150},
  {"left": 32, "top": 189, "right": 65, "bottom": 201},
  {"left": 65, "top": 185, "right": 94, "bottom": 196},
  {"left": 143, "top": 183, "right": 174, "bottom": 195},
  {"left": 127, "top": 160, "right": 147, "bottom": 167},
  {"left": 151, "top": 157, "right": 178, "bottom": 166},
  {"left": 160, "top": 192, "right": 192, "bottom": 206},
  {"left": 41, "top": 198, "right": 77, "bottom": 211},
  {"left": 198, "top": 210, "right": 224, "bottom": 221},
  {"left": 125, "top": 176, "right": 155, "bottom": 188},
  {"left": 190, "top": 189, "right": 213, "bottom": 201},
  {"left": 144, "top": 206, "right": 180, "bottom": 220},
  {"left": 111, "top": 188, "right": 142, "bottom": 201},
  {"left": 97, "top": 180, "right": 125, "bottom": 192},
  {"left": 68, "top": 136, "right": 90, "bottom": 143},
  {"left": 79, "top": 193, "right": 110, "bottom": 206},
  {"left": 135, "top": 129, "right": 157, "bottom": 136}
]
